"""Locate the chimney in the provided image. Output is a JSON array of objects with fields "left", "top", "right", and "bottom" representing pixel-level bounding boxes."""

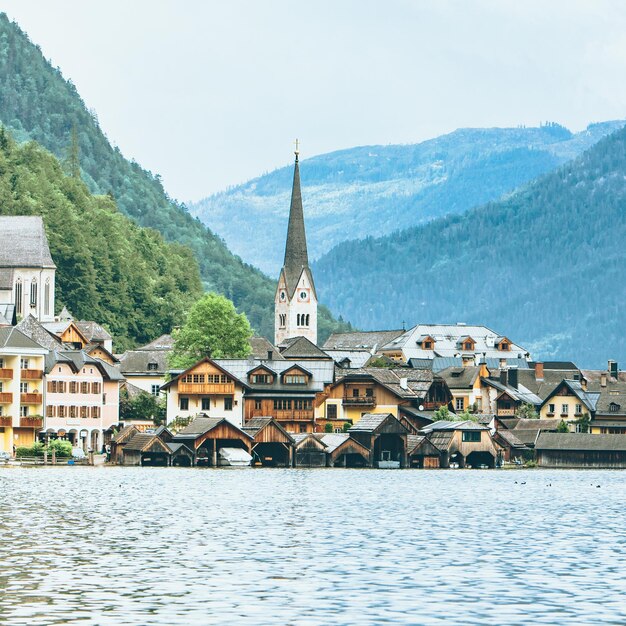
[
  {"left": 400, "top": 377, "right": 408, "bottom": 390},
  {"left": 535, "top": 362, "right": 544, "bottom": 380},
  {"left": 509, "top": 368, "right": 518, "bottom": 390},
  {"left": 499, "top": 370, "right": 508, "bottom": 386},
  {"left": 581, "top": 377, "right": 588, "bottom": 391},
  {"left": 267, "top": 350, "right": 273, "bottom": 360},
  {"left": 499, "top": 358, "right": 507, "bottom": 369},
  {"left": 608, "top": 360, "right": 618, "bottom": 379},
  {"left": 600, "top": 372, "right": 607, "bottom": 387}
]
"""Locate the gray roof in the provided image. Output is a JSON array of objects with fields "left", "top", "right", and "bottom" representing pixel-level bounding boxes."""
[
  {"left": 75, "top": 321, "right": 112, "bottom": 343},
  {"left": 0, "top": 325, "right": 48, "bottom": 351},
  {"left": 0, "top": 304, "right": 15, "bottom": 325},
  {"left": 495, "top": 429, "right": 527, "bottom": 448},
  {"left": 349, "top": 413, "right": 408, "bottom": 434},
  {"left": 167, "top": 442, "right": 193, "bottom": 455},
  {"left": 45, "top": 349, "right": 124, "bottom": 381},
  {"left": 334, "top": 367, "right": 437, "bottom": 399},
  {"left": 540, "top": 379, "right": 599, "bottom": 412},
  {"left": 16, "top": 315, "right": 63, "bottom": 350},
  {"left": 421, "top": 420, "right": 489, "bottom": 433},
  {"left": 0, "top": 269, "right": 13, "bottom": 291},
  {"left": 137, "top": 334, "right": 175, "bottom": 350},
  {"left": 438, "top": 366, "right": 481, "bottom": 389},
  {"left": 482, "top": 377, "right": 542, "bottom": 405},
  {"left": 279, "top": 336, "right": 330, "bottom": 359},
  {"left": 594, "top": 382, "right": 626, "bottom": 416},
  {"left": 175, "top": 417, "right": 251, "bottom": 440},
  {"left": 324, "top": 349, "right": 373, "bottom": 369},
  {"left": 319, "top": 433, "right": 350, "bottom": 453},
  {"left": 0, "top": 216, "right": 56, "bottom": 268},
  {"left": 323, "top": 329, "right": 404, "bottom": 351},
  {"left": 124, "top": 433, "right": 164, "bottom": 453},
  {"left": 119, "top": 349, "right": 170, "bottom": 375},
  {"left": 536, "top": 433, "right": 626, "bottom": 452},
  {"left": 249, "top": 336, "right": 284, "bottom": 360}
]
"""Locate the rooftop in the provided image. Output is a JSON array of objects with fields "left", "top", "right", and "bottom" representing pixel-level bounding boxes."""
[{"left": 0, "top": 216, "right": 56, "bottom": 269}]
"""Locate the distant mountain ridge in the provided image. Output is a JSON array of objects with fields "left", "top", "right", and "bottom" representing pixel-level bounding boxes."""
[
  {"left": 312, "top": 125, "right": 626, "bottom": 368},
  {"left": 190, "top": 121, "right": 625, "bottom": 275}
]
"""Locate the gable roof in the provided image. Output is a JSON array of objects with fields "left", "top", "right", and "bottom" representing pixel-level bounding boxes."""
[
  {"left": 349, "top": 412, "right": 409, "bottom": 434},
  {"left": 536, "top": 433, "right": 626, "bottom": 452},
  {"left": 323, "top": 330, "right": 405, "bottom": 351},
  {"left": 119, "top": 348, "right": 170, "bottom": 375},
  {"left": 242, "top": 417, "right": 295, "bottom": 443},
  {"left": 279, "top": 335, "right": 330, "bottom": 359},
  {"left": 540, "top": 379, "right": 599, "bottom": 412},
  {"left": 174, "top": 416, "right": 253, "bottom": 440},
  {"left": 160, "top": 357, "right": 248, "bottom": 390},
  {"left": 0, "top": 216, "right": 56, "bottom": 268},
  {"left": 249, "top": 336, "right": 284, "bottom": 360},
  {"left": 137, "top": 334, "right": 174, "bottom": 350},
  {"left": 124, "top": 433, "right": 171, "bottom": 453},
  {"left": 333, "top": 367, "right": 439, "bottom": 400},
  {"left": 16, "top": 315, "right": 63, "bottom": 350},
  {"left": 0, "top": 325, "right": 48, "bottom": 352},
  {"left": 75, "top": 320, "right": 112, "bottom": 343}
]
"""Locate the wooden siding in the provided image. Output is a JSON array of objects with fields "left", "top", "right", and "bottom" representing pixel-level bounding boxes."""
[
  {"left": 250, "top": 422, "right": 293, "bottom": 444},
  {"left": 537, "top": 450, "right": 626, "bottom": 469}
]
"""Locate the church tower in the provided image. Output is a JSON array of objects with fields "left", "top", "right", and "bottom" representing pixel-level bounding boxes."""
[{"left": 275, "top": 143, "right": 318, "bottom": 346}]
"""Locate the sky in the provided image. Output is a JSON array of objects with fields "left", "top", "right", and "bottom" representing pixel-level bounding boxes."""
[{"left": 3, "top": 0, "right": 626, "bottom": 201}]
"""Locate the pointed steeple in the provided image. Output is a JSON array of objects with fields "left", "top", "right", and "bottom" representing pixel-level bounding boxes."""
[{"left": 282, "top": 143, "right": 312, "bottom": 297}]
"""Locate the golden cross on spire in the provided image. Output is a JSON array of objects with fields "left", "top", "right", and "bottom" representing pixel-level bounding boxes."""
[{"left": 294, "top": 138, "right": 300, "bottom": 161}]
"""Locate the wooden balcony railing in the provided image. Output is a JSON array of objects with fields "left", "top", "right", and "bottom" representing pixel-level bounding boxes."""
[
  {"left": 0, "top": 368, "right": 13, "bottom": 379},
  {"left": 342, "top": 395, "right": 376, "bottom": 406},
  {"left": 20, "top": 416, "right": 43, "bottom": 428},
  {"left": 497, "top": 408, "right": 516, "bottom": 416},
  {"left": 20, "top": 393, "right": 43, "bottom": 404},
  {"left": 21, "top": 369, "right": 43, "bottom": 380},
  {"left": 422, "top": 401, "right": 448, "bottom": 410},
  {"left": 0, "top": 416, "right": 12, "bottom": 427},
  {"left": 0, "top": 392, "right": 13, "bottom": 404},
  {"left": 274, "top": 409, "right": 314, "bottom": 421},
  {"left": 178, "top": 382, "right": 235, "bottom": 395}
]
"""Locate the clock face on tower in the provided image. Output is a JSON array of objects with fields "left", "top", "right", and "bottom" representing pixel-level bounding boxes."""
[
  {"left": 280, "top": 290, "right": 287, "bottom": 302},
  {"left": 298, "top": 289, "right": 309, "bottom": 302}
]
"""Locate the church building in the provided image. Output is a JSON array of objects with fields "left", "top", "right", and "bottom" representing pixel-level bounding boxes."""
[{"left": 275, "top": 144, "right": 318, "bottom": 346}]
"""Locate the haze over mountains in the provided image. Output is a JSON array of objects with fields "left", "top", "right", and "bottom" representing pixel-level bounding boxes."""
[
  {"left": 190, "top": 121, "right": 624, "bottom": 275},
  {"left": 314, "top": 125, "right": 626, "bottom": 368}
]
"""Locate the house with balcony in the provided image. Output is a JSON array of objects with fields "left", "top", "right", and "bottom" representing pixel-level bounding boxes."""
[
  {"left": 214, "top": 357, "right": 335, "bottom": 433},
  {"left": 539, "top": 379, "right": 599, "bottom": 430},
  {"left": 0, "top": 326, "right": 48, "bottom": 453},
  {"left": 161, "top": 357, "right": 247, "bottom": 427},
  {"left": 315, "top": 367, "right": 452, "bottom": 432}
]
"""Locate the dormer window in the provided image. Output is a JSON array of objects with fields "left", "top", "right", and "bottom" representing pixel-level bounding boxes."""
[
  {"left": 147, "top": 362, "right": 158, "bottom": 371},
  {"left": 609, "top": 403, "right": 620, "bottom": 413},
  {"left": 423, "top": 341, "right": 432, "bottom": 350},
  {"left": 464, "top": 342, "right": 473, "bottom": 351},
  {"left": 285, "top": 374, "right": 306, "bottom": 384},
  {"left": 252, "top": 374, "right": 272, "bottom": 384}
]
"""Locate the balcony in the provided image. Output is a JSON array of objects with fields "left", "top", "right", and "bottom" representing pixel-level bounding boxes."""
[
  {"left": 20, "top": 393, "right": 43, "bottom": 404},
  {"left": 0, "top": 368, "right": 13, "bottom": 379},
  {"left": 497, "top": 408, "right": 516, "bottom": 417},
  {"left": 20, "top": 416, "right": 43, "bottom": 428},
  {"left": 342, "top": 395, "right": 376, "bottom": 407},
  {"left": 274, "top": 409, "right": 314, "bottom": 422},
  {"left": 21, "top": 369, "right": 43, "bottom": 380},
  {"left": 0, "top": 416, "right": 12, "bottom": 427},
  {"left": 178, "top": 382, "right": 235, "bottom": 395},
  {"left": 0, "top": 392, "right": 13, "bottom": 404}
]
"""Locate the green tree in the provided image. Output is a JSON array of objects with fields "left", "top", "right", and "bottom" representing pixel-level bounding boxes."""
[
  {"left": 324, "top": 423, "right": 333, "bottom": 433},
  {"left": 120, "top": 387, "right": 166, "bottom": 425},
  {"left": 575, "top": 413, "right": 591, "bottom": 434},
  {"left": 557, "top": 420, "right": 570, "bottom": 433},
  {"left": 516, "top": 403, "right": 539, "bottom": 419},
  {"left": 64, "top": 123, "right": 80, "bottom": 179},
  {"left": 169, "top": 292, "right": 252, "bottom": 369},
  {"left": 433, "top": 406, "right": 450, "bottom": 421}
]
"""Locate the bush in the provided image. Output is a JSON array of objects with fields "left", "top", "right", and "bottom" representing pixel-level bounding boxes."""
[
  {"left": 324, "top": 423, "right": 333, "bottom": 433},
  {"left": 342, "top": 422, "right": 352, "bottom": 433},
  {"left": 47, "top": 439, "right": 73, "bottom": 458},
  {"left": 15, "top": 442, "right": 45, "bottom": 457}
]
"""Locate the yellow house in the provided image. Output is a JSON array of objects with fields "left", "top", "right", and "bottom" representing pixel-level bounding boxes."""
[
  {"left": 438, "top": 363, "right": 491, "bottom": 414},
  {"left": 0, "top": 326, "right": 48, "bottom": 453},
  {"left": 539, "top": 379, "right": 597, "bottom": 430},
  {"left": 315, "top": 367, "right": 451, "bottom": 432}
]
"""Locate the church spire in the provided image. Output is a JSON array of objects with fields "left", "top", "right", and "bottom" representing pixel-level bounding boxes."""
[{"left": 282, "top": 141, "right": 311, "bottom": 296}]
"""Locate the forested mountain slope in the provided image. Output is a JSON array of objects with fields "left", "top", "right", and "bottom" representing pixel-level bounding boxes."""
[
  {"left": 0, "top": 13, "right": 349, "bottom": 340},
  {"left": 190, "top": 121, "right": 624, "bottom": 275},
  {"left": 313, "top": 126, "right": 626, "bottom": 368},
  {"left": 0, "top": 129, "right": 202, "bottom": 350}
]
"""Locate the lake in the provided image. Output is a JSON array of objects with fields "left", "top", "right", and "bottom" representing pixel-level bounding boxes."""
[{"left": 0, "top": 467, "right": 624, "bottom": 625}]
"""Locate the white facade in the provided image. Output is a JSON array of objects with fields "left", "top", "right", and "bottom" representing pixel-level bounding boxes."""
[
  {"left": 0, "top": 268, "right": 56, "bottom": 323},
  {"left": 275, "top": 268, "right": 318, "bottom": 346}
]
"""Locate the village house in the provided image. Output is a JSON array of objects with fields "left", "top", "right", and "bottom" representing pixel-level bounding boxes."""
[
  {"left": 0, "top": 216, "right": 56, "bottom": 324},
  {"left": 0, "top": 326, "right": 47, "bottom": 453},
  {"left": 214, "top": 356, "right": 334, "bottom": 433},
  {"left": 582, "top": 362, "right": 626, "bottom": 434},
  {"left": 437, "top": 363, "right": 492, "bottom": 414},
  {"left": 538, "top": 379, "right": 599, "bottom": 429},
  {"left": 315, "top": 367, "right": 452, "bottom": 432},
  {"left": 535, "top": 432, "right": 626, "bottom": 469},
  {"left": 161, "top": 358, "right": 247, "bottom": 427},
  {"left": 118, "top": 334, "right": 174, "bottom": 397},
  {"left": 378, "top": 323, "right": 529, "bottom": 364}
]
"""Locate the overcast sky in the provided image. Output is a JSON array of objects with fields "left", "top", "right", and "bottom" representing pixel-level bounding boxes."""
[{"left": 3, "top": 0, "right": 626, "bottom": 201}]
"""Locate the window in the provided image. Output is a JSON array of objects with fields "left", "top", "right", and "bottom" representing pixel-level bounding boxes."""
[
  {"left": 365, "top": 388, "right": 374, "bottom": 397},
  {"left": 20, "top": 406, "right": 29, "bottom": 417},
  {"left": 58, "top": 406, "right": 66, "bottom": 418},
  {"left": 561, "top": 404, "right": 569, "bottom": 415},
  {"left": 30, "top": 279, "right": 37, "bottom": 307},
  {"left": 456, "top": 398, "right": 465, "bottom": 411},
  {"left": 335, "top": 428, "right": 342, "bottom": 433},
  {"left": 69, "top": 382, "right": 78, "bottom": 394},
  {"left": 147, "top": 362, "right": 158, "bottom": 371},
  {"left": 274, "top": 399, "right": 292, "bottom": 410},
  {"left": 192, "top": 374, "right": 204, "bottom": 384},
  {"left": 80, "top": 382, "right": 89, "bottom": 394},
  {"left": 326, "top": 404, "right": 338, "bottom": 420},
  {"left": 0, "top": 358, "right": 4, "bottom": 368},
  {"left": 92, "top": 382, "right": 102, "bottom": 395},
  {"left": 69, "top": 406, "right": 77, "bottom": 418},
  {"left": 151, "top": 384, "right": 160, "bottom": 397},
  {"left": 285, "top": 374, "right": 306, "bottom": 384},
  {"left": 609, "top": 403, "right": 620, "bottom": 413},
  {"left": 224, "top": 396, "right": 233, "bottom": 411},
  {"left": 15, "top": 279, "right": 23, "bottom": 316},
  {"left": 91, "top": 406, "right": 100, "bottom": 418},
  {"left": 423, "top": 341, "right": 432, "bottom": 350},
  {"left": 0, "top": 382, "right": 3, "bottom": 392},
  {"left": 252, "top": 374, "right": 271, "bottom": 384},
  {"left": 279, "top": 314, "right": 286, "bottom": 328},
  {"left": 293, "top": 399, "right": 312, "bottom": 410},
  {"left": 548, "top": 403, "right": 555, "bottom": 414},
  {"left": 180, "top": 397, "right": 189, "bottom": 411},
  {"left": 20, "top": 358, "right": 29, "bottom": 370},
  {"left": 201, "top": 397, "right": 211, "bottom": 411},
  {"left": 254, "top": 399, "right": 262, "bottom": 410},
  {"left": 464, "top": 342, "right": 473, "bottom": 351},
  {"left": 462, "top": 431, "right": 481, "bottom": 442},
  {"left": 44, "top": 279, "right": 50, "bottom": 316},
  {"left": 575, "top": 404, "right": 583, "bottom": 415},
  {"left": 352, "top": 388, "right": 359, "bottom": 397},
  {"left": 20, "top": 382, "right": 28, "bottom": 393},
  {"left": 80, "top": 406, "right": 88, "bottom": 418}
]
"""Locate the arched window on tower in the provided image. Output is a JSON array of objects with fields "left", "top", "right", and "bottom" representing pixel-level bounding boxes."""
[
  {"left": 297, "top": 314, "right": 301, "bottom": 326},
  {"left": 44, "top": 279, "right": 51, "bottom": 316},
  {"left": 30, "top": 279, "right": 38, "bottom": 308},
  {"left": 15, "top": 279, "right": 23, "bottom": 316},
  {"left": 279, "top": 313, "right": 286, "bottom": 328}
]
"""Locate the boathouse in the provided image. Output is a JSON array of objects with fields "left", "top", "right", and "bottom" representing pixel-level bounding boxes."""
[
  {"left": 535, "top": 433, "right": 626, "bottom": 469},
  {"left": 348, "top": 413, "right": 409, "bottom": 468},
  {"left": 122, "top": 432, "right": 172, "bottom": 466},
  {"left": 110, "top": 425, "right": 140, "bottom": 464},
  {"left": 320, "top": 433, "right": 370, "bottom": 467},
  {"left": 293, "top": 433, "right": 327, "bottom": 467},
  {"left": 242, "top": 417, "right": 295, "bottom": 467},
  {"left": 407, "top": 434, "right": 441, "bottom": 468},
  {"left": 173, "top": 416, "right": 253, "bottom": 467}
]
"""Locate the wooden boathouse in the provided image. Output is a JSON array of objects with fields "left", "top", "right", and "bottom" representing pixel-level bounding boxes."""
[
  {"left": 242, "top": 417, "right": 295, "bottom": 467},
  {"left": 535, "top": 433, "right": 626, "bottom": 469},
  {"left": 110, "top": 425, "right": 140, "bottom": 464},
  {"left": 348, "top": 413, "right": 409, "bottom": 468},
  {"left": 320, "top": 433, "right": 370, "bottom": 467},
  {"left": 293, "top": 433, "right": 327, "bottom": 467}
]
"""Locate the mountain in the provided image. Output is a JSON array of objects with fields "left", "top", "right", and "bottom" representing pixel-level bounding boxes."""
[
  {"left": 0, "top": 128, "right": 202, "bottom": 350},
  {"left": 0, "top": 13, "right": 349, "bottom": 341},
  {"left": 190, "top": 121, "right": 625, "bottom": 275},
  {"left": 312, "top": 125, "right": 626, "bottom": 368}
]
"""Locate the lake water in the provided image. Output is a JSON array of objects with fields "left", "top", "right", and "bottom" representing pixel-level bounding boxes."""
[{"left": 0, "top": 467, "right": 624, "bottom": 625}]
